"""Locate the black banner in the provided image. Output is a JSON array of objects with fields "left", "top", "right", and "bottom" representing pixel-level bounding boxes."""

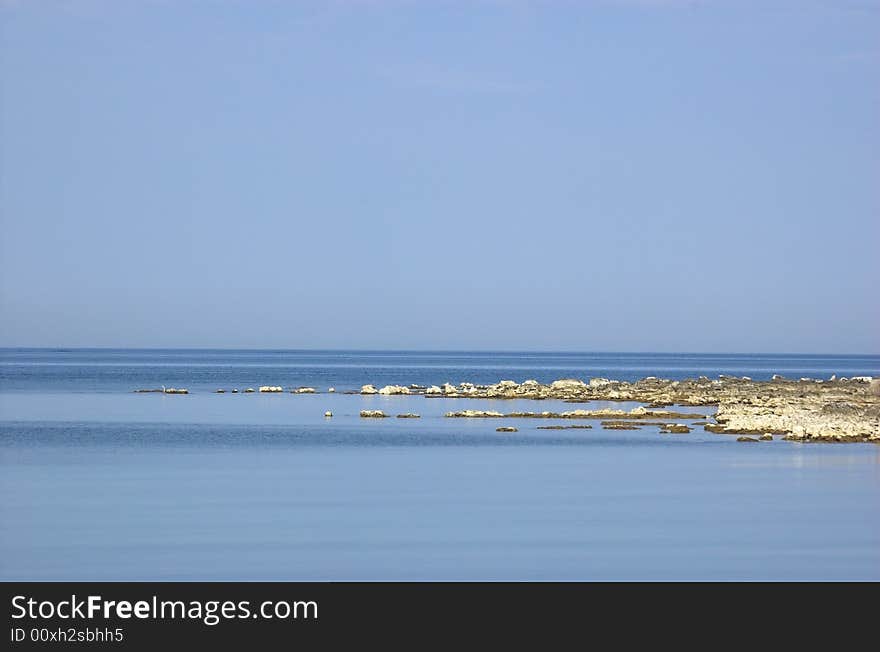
[{"left": 3, "top": 582, "right": 873, "bottom": 648}]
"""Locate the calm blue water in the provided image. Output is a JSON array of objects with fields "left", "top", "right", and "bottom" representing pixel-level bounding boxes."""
[
  {"left": 2, "top": 348, "right": 879, "bottom": 393},
  {"left": 1, "top": 349, "right": 878, "bottom": 580}
]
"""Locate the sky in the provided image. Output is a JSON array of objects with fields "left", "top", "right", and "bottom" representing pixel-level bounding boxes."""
[{"left": 1, "top": 0, "right": 878, "bottom": 353}]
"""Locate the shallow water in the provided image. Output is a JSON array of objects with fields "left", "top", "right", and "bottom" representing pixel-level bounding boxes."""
[{"left": 1, "top": 350, "right": 878, "bottom": 580}]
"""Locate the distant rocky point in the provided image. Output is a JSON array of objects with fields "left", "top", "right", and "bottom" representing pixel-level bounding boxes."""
[{"left": 134, "top": 374, "right": 879, "bottom": 442}]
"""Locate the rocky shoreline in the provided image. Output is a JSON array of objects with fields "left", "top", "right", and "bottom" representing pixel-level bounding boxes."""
[
  {"left": 355, "top": 376, "right": 879, "bottom": 443},
  {"left": 135, "top": 374, "right": 880, "bottom": 443}
]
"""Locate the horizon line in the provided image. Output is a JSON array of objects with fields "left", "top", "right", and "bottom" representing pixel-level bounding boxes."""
[{"left": 0, "top": 346, "right": 878, "bottom": 357}]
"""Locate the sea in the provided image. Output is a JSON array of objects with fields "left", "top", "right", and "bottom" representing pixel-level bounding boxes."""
[{"left": 1, "top": 349, "right": 878, "bottom": 580}]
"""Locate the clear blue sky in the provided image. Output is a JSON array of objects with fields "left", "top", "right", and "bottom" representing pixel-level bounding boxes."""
[{"left": 1, "top": 0, "right": 877, "bottom": 352}]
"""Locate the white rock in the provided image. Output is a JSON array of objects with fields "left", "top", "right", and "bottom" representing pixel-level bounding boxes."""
[
  {"left": 550, "top": 378, "right": 587, "bottom": 390},
  {"left": 378, "top": 385, "right": 410, "bottom": 395},
  {"left": 360, "top": 384, "right": 378, "bottom": 395},
  {"left": 324, "top": 411, "right": 333, "bottom": 418}
]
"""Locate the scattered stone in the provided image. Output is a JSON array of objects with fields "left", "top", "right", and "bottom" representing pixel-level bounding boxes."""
[
  {"left": 214, "top": 389, "right": 225, "bottom": 393},
  {"left": 244, "top": 388, "right": 255, "bottom": 393},
  {"left": 293, "top": 387, "right": 316, "bottom": 394},
  {"left": 536, "top": 425, "right": 593, "bottom": 430},
  {"left": 163, "top": 388, "right": 188, "bottom": 394},
  {"left": 328, "top": 387, "right": 336, "bottom": 393},
  {"left": 660, "top": 424, "right": 691, "bottom": 433},
  {"left": 259, "top": 386, "right": 283, "bottom": 393},
  {"left": 324, "top": 411, "right": 333, "bottom": 418},
  {"left": 231, "top": 389, "right": 239, "bottom": 393},
  {"left": 759, "top": 433, "right": 774, "bottom": 441},
  {"left": 360, "top": 410, "right": 387, "bottom": 418},
  {"left": 603, "top": 423, "right": 641, "bottom": 430},
  {"left": 496, "top": 427, "right": 518, "bottom": 433}
]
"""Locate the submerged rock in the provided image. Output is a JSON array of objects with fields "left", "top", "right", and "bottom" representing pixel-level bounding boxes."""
[
  {"left": 496, "top": 426, "right": 518, "bottom": 433},
  {"left": 660, "top": 424, "right": 691, "bottom": 433},
  {"left": 737, "top": 436, "right": 760, "bottom": 443},
  {"left": 396, "top": 413, "right": 420, "bottom": 419}
]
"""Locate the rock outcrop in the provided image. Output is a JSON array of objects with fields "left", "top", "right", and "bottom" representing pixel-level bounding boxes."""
[
  {"left": 356, "top": 374, "right": 879, "bottom": 442},
  {"left": 360, "top": 410, "right": 387, "bottom": 418},
  {"left": 378, "top": 385, "right": 410, "bottom": 395}
]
